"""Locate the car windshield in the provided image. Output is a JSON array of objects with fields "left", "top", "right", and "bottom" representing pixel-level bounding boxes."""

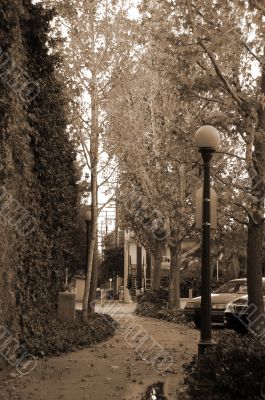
[
  {"left": 214, "top": 281, "right": 248, "bottom": 294},
  {"left": 214, "top": 281, "right": 265, "bottom": 294}
]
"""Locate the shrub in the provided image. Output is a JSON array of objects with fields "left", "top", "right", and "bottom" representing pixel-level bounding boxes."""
[
  {"left": 180, "top": 278, "right": 226, "bottom": 298},
  {"left": 137, "top": 288, "right": 168, "bottom": 307},
  {"left": 0, "top": 0, "right": 78, "bottom": 352},
  {"left": 182, "top": 331, "right": 265, "bottom": 400},
  {"left": 21, "top": 312, "right": 117, "bottom": 357},
  {"left": 136, "top": 289, "right": 186, "bottom": 324}
]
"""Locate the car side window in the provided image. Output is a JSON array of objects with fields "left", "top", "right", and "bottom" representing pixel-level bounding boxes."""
[
  {"left": 238, "top": 284, "right": 247, "bottom": 294},
  {"left": 222, "top": 283, "right": 237, "bottom": 293}
]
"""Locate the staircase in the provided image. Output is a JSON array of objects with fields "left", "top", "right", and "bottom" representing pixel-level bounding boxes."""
[
  {"left": 160, "top": 276, "right": 169, "bottom": 288},
  {"left": 145, "top": 278, "right": 151, "bottom": 291},
  {"left": 130, "top": 266, "right": 137, "bottom": 301}
]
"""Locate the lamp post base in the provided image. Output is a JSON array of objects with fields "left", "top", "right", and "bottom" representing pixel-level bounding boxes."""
[{"left": 198, "top": 339, "right": 216, "bottom": 356}]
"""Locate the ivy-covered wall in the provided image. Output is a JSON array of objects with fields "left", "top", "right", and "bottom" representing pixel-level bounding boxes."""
[{"left": 0, "top": 0, "right": 78, "bottom": 344}]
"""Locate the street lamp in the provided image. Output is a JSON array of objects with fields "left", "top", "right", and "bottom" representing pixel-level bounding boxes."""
[{"left": 195, "top": 125, "right": 220, "bottom": 356}]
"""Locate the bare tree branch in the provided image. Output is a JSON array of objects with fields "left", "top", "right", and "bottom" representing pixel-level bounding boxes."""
[
  {"left": 216, "top": 151, "right": 246, "bottom": 161},
  {"left": 187, "top": 91, "right": 226, "bottom": 105},
  {"left": 232, "top": 201, "right": 252, "bottom": 218},
  {"left": 180, "top": 243, "right": 200, "bottom": 261},
  {"left": 179, "top": 223, "right": 196, "bottom": 243},
  {"left": 79, "top": 133, "right": 91, "bottom": 170},
  {"left": 212, "top": 171, "right": 248, "bottom": 192},
  {"left": 223, "top": 211, "right": 248, "bottom": 226},
  {"left": 198, "top": 39, "right": 244, "bottom": 109},
  {"left": 98, "top": 195, "right": 116, "bottom": 214},
  {"left": 98, "top": 164, "right": 118, "bottom": 189},
  {"left": 98, "top": 157, "right": 115, "bottom": 174},
  {"left": 243, "top": 41, "right": 264, "bottom": 66}
]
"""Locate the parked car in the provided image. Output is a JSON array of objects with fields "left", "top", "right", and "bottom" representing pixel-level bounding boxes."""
[
  {"left": 224, "top": 283, "right": 265, "bottom": 331},
  {"left": 183, "top": 278, "right": 252, "bottom": 328},
  {"left": 224, "top": 295, "right": 249, "bottom": 331}
]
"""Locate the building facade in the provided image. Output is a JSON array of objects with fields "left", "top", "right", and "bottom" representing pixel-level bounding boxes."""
[{"left": 123, "top": 230, "right": 171, "bottom": 302}]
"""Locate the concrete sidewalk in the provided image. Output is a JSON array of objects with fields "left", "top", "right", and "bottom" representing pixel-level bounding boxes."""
[
  {"left": 3, "top": 303, "right": 198, "bottom": 400},
  {"left": 76, "top": 298, "right": 190, "bottom": 311}
]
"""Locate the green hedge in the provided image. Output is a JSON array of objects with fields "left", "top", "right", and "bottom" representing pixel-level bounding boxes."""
[
  {"left": 136, "top": 289, "right": 186, "bottom": 324},
  {"left": 0, "top": 0, "right": 78, "bottom": 347},
  {"left": 182, "top": 331, "right": 265, "bottom": 400},
  {"left": 23, "top": 312, "right": 117, "bottom": 357}
]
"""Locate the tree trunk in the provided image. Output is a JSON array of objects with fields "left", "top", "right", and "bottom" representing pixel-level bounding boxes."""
[
  {"left": 246, "top": 66, "right": 265, "bottom": 330},
  {"left": 152, "top": 240, "right": 162, "bottom": 289},
  {"left": 82, "top": 170, "right": 98, "bottom": 321},
  {"left": 169, "top": 245, "right": 181, "bottom": 309},
  {"left": 88, "top": 234, "right": 98, "bottom": 315},
  {"left": 82, "top": 12, "right": 99, "bottom": 320},
  {"left": 247, "top": 218, "right": 264, "bottom": 329}
]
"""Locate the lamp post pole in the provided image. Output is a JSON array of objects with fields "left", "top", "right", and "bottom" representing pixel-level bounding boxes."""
[
  {"left": 199, "top": 148, "right": 214, "bottom": 355},
  {"left": 195, "top": 126, "right": 220, "bottom": 356}
]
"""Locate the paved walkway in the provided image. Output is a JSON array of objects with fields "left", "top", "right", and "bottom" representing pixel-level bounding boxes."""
[
  {"left": 76, "top": 299, "right": 190, "bottom": 311},
  {"left": 0, "top": 303, "right": 199, "bottom": 400}
]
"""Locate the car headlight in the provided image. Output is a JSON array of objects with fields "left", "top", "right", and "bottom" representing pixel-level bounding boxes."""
[
  {"left": 233, "top": 303, "right": 248, "bottom": 314},
  {"left": 225, "top": 303, "right": 235, "bottom": 313},
  {"left": 212, "top": 303, "right": 227, "bottom": 310}
]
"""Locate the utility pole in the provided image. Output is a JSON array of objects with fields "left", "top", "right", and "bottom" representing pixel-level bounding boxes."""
[
  {"left": 115, "top": 199, "right": 119, "bottom": 247},
  {"left": 105, "top": 210, "right": 108, "bottom": 235}
]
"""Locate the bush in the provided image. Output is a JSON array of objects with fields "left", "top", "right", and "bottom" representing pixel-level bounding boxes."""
[
  {"left": 182, "top": 331, "right": 265, "bottom": 400},
  {"left": 21, "top": 312, "right": 117, "bottom": 357},
  {"left": 137, "top": 288, "right": 168, "bottom": 307},
  {"left": 180, "top": 278, "right": 201, "bottom": 298},
  {"left": 0, "top": 0, "right": 79, "bottom": 349},
  {"left": 136, "top": 289, "right": 186, "bottom": 324},
  {"left": 180, "top": 278, "right": 226, "bottom": 298}
]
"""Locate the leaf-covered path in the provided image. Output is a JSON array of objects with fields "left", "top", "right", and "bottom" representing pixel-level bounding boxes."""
[{"left": 0, "top": 303, "right": 199, "bottom": 400}]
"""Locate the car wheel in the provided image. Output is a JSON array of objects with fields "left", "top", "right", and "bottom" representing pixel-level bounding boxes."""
[
  {"left": 234, "top": 322, "right": 248, "bottom": 334},
  {"left": 194, "top": 318, "right": 201, "bottom": 329}
]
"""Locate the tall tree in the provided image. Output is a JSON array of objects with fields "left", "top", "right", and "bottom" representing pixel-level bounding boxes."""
[
  {"left": 138, "top": 0, "right": 265, "bottom": 327},
  {"left": 48, "top": 0, "right": 136, "bottom": 320},
  {"left": 106, "top": 61, "right": 200, "bottom": 308}
]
